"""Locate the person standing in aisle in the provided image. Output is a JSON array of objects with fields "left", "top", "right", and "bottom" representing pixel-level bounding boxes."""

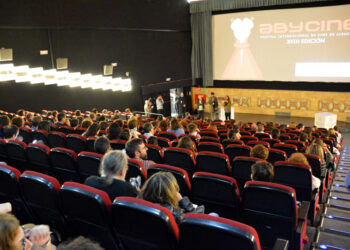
[
  {"left": 208, "top": 92, "right": 218, "bottom": 120},
  {"left": 178, "top": 92, "right": 186, "bottom": 118},
  {"left": 197, "top": 95, "right": 205, "bottom": 120},
  {"left": 224, "top": 96, "right": 231, "bottom": 120}
]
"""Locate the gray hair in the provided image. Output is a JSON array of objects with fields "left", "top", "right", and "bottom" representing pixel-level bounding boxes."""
[{"left": 100, "top": 150, "right": 127, "bottom": 184}]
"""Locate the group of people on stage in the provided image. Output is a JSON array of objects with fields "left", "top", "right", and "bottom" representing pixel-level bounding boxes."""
[
  {"left": 197, "top": 92, "right": 232, "bottom": 120},
  {"left": 144, "top": 95, "right": 165, "bottom": 116}
]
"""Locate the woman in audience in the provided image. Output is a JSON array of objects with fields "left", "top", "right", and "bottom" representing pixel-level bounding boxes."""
[
  {"left": 288, "top": 153, "right": 320, "bottom": 191},
  {"left": 108, "top": 122, "right": 121, "bottom": 140},
  {"left": 0, "top": 213, "right": 53, "bottom": 250},
  {"left": 167, "top": 119, "right": 184, "bottom": 138},
  {"left": 188, "top": 122, "right": 200, "bottom": 139},
  {"left": 138, "top": 172, "right": 204, "bottom": 224},
  {"left": 159, "top": 120, "right": 168, "bottom": 132},
  {"left": 81, "top": 119, "right": 93, "bottom": 129},
  {"left": 299, "top": 132, "right": 310, "bottom": 147},
  {"left": 206, "top": 122, "right": 218, "bottom": 132},
  {"left": 83, "top": 123, "right": 100, "bottom": 138},
  {"left": 177, "top": 136, "right": 197, "bottom": 156},
  {"left": 227, "top": 126, "right": 241, "bottom": 140},
  {"left": 70, "top": 118, "right": 79, "bottom": 128},
  {"left": 85, "top": 150, "right": 138, "bottom": 200},
  {"left": 11, "top": 116, "right": 24, "bottom": 129},
  {"left": 271, "top": 128, "right": 280, "bottom": 140},
  {"left": 250, "top": 144, "right": 269, "bottom": 160},
  {"left": 251, "top": 161, "right": 274, "bottom": 182},
  {"left": 37, "top": 121, "right": 51, "bottom": 133},
  {"left": 306, "top": 140, "right": 333, "bottom": 169}
]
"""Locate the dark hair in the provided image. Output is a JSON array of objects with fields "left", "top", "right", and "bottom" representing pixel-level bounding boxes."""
[
  {"left": 170, "top": 119, "right": 181, "bottom": 130},
  {"left": 119, "top": 129, "right": 130, "bottom": 141},
  {"left": 251, "top": 161, "right": 274, "bottom": 182},
  {"left": 57, "top": 112, "right": 66, "bottom": 122},
  {"left": 108, "top": 122, "right": 121, "bottom": 140},
  {"left": 296, "top": 123, "right": 304, "bottom": 129},
  {"left": 3, "top": 125, "right": 18, "bottom": 139},
  {"left": 147, "top": 136, "right": 158, "bottom": 146},
  {"left": 74, "top": 110, "right": 81, "bottom": 116},
  {"left": 227, "top": 126, "right": 239, "bottom": 139},
  {"left": 94, "top": 136, "right": 110, "bottom": 155},
  {"left": 125, "top": 138, "right": 144, "bottom": 158},
  {"left": 11, "top": 117, "right": 24, "bottom": 128},
  {"left": 57, "top": 236, "right": 104, "bottom": 250},
  {"left": 38, "top": 121, "right": 51, "bottom": 132},
  {"left": 99, "top": 121, "right": 109, "bottom": 131},
  {"left": 70, "top": 118, "right": 79, "bottom": 128},
  {"left": 143, "top": 122, "right": 153, "bottom": 133},
  {"left": 16, "top": 109, "right": 25, "bottom": 116},
  {"left": 271, "top": 128, "right": 280, "bottom": 139},
  {"left": 32, "top": 116, "right": 43, "bottom": 127},
  {"left": 299, "top": 133, "right": 308, "bottom": 143},
  {"left": 85, "top": 123, "right": 100, "bottom": 137},
  {"left": 0, "top": 115, "right": 10, "bottom": 126}
]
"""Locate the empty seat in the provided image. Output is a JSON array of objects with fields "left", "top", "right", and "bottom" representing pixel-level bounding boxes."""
[
  {"left": 19, "top": 171, "right": 67, "bottom": 235},
  {"left": 5, "top": 140, "right": 27, "bottom": 172},
  {"left": 156, "top": 137, "right": 171, "bottom": 148},
  {"left": 112, "top": 197, "right": 179, "bottom": 250},
  {"left": 147, "top": 164, "right": 191, "bottom": 196},
  {"left": 66, "top": 134, "right": 87, "bottom": 154},
  {"left": 242, "top": 181, "right": 308, "bottom": 250},
  {"left": 126, "top": 159, "right": 147, "bottom": 185},
  {"left": 158, "top": 131, "right": 177, "bottom": 140},
  {"left": 247, "top": 140, "right": 270, "bottom": 148},
  {"left": 50, "top": 147, "right": 81, "bottom": 183},
  {"left": 231, "top": 156, "right": 265, "bottom": 193},
  {"left": 285, "top": 140, "right": 306, "bottom": 152},
  {"left": 191, "top": 172, "right": 240, "bottom": 220},
  {"left": 267, "top": 148, "right": 287, "bottom": 165},
  {"left": 279, "top": 134, "right": 291, "bottom": 142},
  {"left": 262, "top": 138, "right": 281, "bottom": 147},
  {"left": 0, "top": 164, "right": 33, "bottom": 224},
  {"left": 32, "top": 129, "right": 49, "bottom": 145},
  {"left": 273, "top": 143, "right": 298, "bottom": 158},
  {"left": 110, "top": 139, "right": 127, "bottom": 150},
  {"left": 59, "top": 182, "right": 119, "bottom": 249},
  {"left": 57, "top": 126, "right": 74, "bottom": 135},
  {"left": 225, "top": 144, "right": 252, "bottom": 164},
  {"left": 26, "top": 143, "right": 52, "bottom": 175},
  {"left": 48, "top": 131, "right": 66, "bottom": 148},
  {"left": 145, "top": 144, "right": 163, "bottom": 163},
  {"left": 200, "top": 131, "right": 218, "bottom": 138},
  {"left": 19, "top": 127, "right": 32, "bottom": 144},
  {"left": 199, "top": 136, "right": 220, "bottom": 143},
  {"left": 164, "top": 147, "right": 196, "bottom": 176},
  {"left": 274, "top": 161, "right": 319, "bottom": 225},
  {"left": 179, "top": 213, "right": 263, "bottom": 250},
  {"left": 77, "top": 151, "right": 103, "bottom": 182},
  {"left": 198, "top": 142, "right": 224, "bottom": 154},
  {"left": 240, "top": 136, "right": 258, "bottom": 144},
  {"left": 196, "top": 151, "right": 231, "bottom": 176},
  {"left": 221, "top": 139, "right": 244, "bottom": 148}
]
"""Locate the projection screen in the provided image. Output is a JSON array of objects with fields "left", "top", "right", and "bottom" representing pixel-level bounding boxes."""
[{"left": 212, "top": 4, "right": 350, "bottom": 82}]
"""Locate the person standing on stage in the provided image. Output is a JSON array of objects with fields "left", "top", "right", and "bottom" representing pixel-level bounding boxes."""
[
  {"left": 156, "top": 95, "right": 164, "bottom": 116},
  {"left": 197, "top": 95, "right": 205, "bottom": 120},
  {"left": 178, "top": 92, "right": 186, "bottom": 118},
  {"left": 224, "top": 96, "right": 231, "bottom": 120},
  {"left": 208, "top": 92, "right": 218, "bottom": 120}
]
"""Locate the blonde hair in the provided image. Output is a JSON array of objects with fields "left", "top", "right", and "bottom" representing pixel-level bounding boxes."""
[
  {"left": 0, "top": 213, "right": 20, "bottom": 250},
  {"left": 305, "top": 143, "right": 325, "bottom": 164},
  {"left": 288, "top": 153, "right": 309, "bottom": 165},
  {"left": 138, "top": 172, "right": 180, "bottom": 209}
]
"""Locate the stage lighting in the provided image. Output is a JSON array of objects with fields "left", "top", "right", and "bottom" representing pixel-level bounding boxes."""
[
  {"left": 0, "top": 48, "right": 13, "bottom": 61},
  {"left": 43, "top": 69, "right": 57, "bottom": 85},
  {"left": 13, "top": 65, "right": 30, "bottom": 82},
  {"left": 0, "top": 63, "right": 14, "bottom": 82},
  {"left": 29, "top": 67, "right": 44, "bottom": 84}
]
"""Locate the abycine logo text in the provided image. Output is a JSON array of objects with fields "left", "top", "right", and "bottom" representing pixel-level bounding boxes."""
[{"left": 260, "top": 19, "right": 350, "bottom": 34}]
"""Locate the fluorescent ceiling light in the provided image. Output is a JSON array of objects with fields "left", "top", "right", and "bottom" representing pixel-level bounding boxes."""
[
  {"left": 43, "top": 69, "right": 57, "bottom": 85},
  {"left": 29, "top": 67, "right": 44, "bottom": 84}
]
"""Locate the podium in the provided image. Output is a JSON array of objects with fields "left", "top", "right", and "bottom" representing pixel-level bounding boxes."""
[{"left": 314, "top": 112, "right": 337, "bottom": 129}]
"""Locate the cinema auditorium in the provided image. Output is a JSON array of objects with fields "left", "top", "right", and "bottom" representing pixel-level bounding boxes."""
[{"left": 0, "top": 0, "right": 349, "bottom": 249}]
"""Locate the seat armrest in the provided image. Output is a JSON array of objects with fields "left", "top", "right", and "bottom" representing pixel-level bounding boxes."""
[
  {"left": 272, "top": 238, "right": 289, "bottom": 250},
  {"left": 298, "top": 201, "right": 310, "bottom": 221}
]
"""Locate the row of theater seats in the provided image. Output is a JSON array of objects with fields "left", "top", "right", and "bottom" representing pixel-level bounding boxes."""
[{"left": 0, "top": 164, "right": 304, "bottom": 250}]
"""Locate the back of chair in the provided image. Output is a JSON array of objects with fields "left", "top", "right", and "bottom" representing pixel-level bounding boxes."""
[
  {"left": 50, "top": 147, "right": 80, "bottom": 183},
  {"left": 110, "top": 139, "right": 127, "bottom": 150},
  {"left": 240, "top": 136, "right": 258, "bottom": 144},
  {"left": 112, "top": 197, "right": 179, "bottom": 250},
  {"left": 262, "top": 138, "right": 281, "bottom": 147},
  {"left": 222, "top": 139, "right": 244, "bottom": 148},
  {"left": 19, "top": 127, "right": 32, "bottom": 144},
  {"left": 145, "top": 144, "right": 163, "bottom": 163},
  {"left": 5, "top": 140, "right": 27, "bottom": 172},
  {"left": 26, "top": 143, "right": 51, "bottom": 175},
  {"left": 196, "top": 151, "right": 231, "bottom": 176},
  {"left": 66, "top": 134, "right": 87, "bottom": 154},
  {"left": 157, "top": 137, "right": 171, "bottom": 148},
  {"left": 191, "top": 172, "right": 241, "bottom": 220},
  {"left": 86, "top": 137, "right": 97, "bottom": 152},
  {"left": 77, "top": 151, "right": 103, "bottom": 182},
  {"left": 273, "top": 143, "right": 298, "bottom": 158},
  {"left": 198, "top": 142, "right": 224, "bottom": 154},
  {"left": 48, "top": 131, "right": 66, "bottom": 148},
  {"left": 179, "top": 213, "right": 261, "bottom": 250},
  {"left": 225, "top": 145, "right": 252, "bottom": 165},
  {"left": 164, "top": 147, "right": 196, "bottom": 176},
  {"left": 32, "top": 130, "right": 49, "bottom": 145},
  {"left": 0, "top": 139, "right": 6, "bottom": 162},
  {"left": 126, "top": 159, "right": 147, "bottom": 185},
  {"left": 267, "top": 148, "right": 287, "bottom": 165},
  {"left": 158, "top": 131, "right": 177, "bottom": 141}
]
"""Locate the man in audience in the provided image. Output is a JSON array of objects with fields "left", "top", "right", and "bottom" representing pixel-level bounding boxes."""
[
  {"left": 251, "top": 161, "right": 274, "bottom": 182},
  {"left": 143, "top": 122, "right": 154, "bottom": 139},
  {"left": 227, "top": 126, "right": 241, "bottom": 140},
  {"left": 250, "top": 144, "right": 269, "bottom": 160},
  {"left": 125, "top": 138, "right": 155, "bottom": 171},
  {"left": 3, "top": 125, "right": 19, "bottom": 142},
  {"left": 55, "top": 112, "right": 70, "bottom": 127},
  {"left": 94, "top": 136, "right": 111, "bottom": 155},
  {"left": 31, "top": 115, "right": 43, "bottom": 130}
]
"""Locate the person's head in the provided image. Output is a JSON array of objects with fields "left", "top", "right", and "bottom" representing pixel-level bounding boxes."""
[
  {"left": 227, "top": 126, "right": 240, "bottom": 139},
  {"left": 257, "top": 124, "right": 264, "bottom": 133},
  {"left": 328, "top": 128, "right": 336, "bottom": 135},
  {"left": 288, "top": 153, "right": 309, "bottom": 165},
  {"left": 57, "top": 236, "right": 104, "bottom": 250},
  {"left": 89, "top": 113, "right": 96, "bottom": 121},
  {"left": 299, "top": 133, "right": 308, "bottom": 143},
  {"left": 211, "top": 92, "right": 215, "bottom": 96},
  {"left": 0, "top": 213, "right": 26, "bottom": 250},
  {"left": 108, "top": 122, "right": 121, "bottom": 140},
  {"left": 321, "top": 130, "right": 330, "bottom": 139},
  {"left": 251, "top": 161, "right": 274, "bottom": 182},
  {"left": 91, "top": 108, "right": 98, "bottom": 114},
  {"left": 119, "top": 129, "right": 131, "bottom": 141},
  {"left": 3, "top": 125, "right": 19, "bottom": 140},
  {"left": 70, "top": 118, "right": 78, "bottom": 128},
  {"left": 11, "top": 117, "right": 24, "bottom": 128},
  {"left": 125, "top": 108, "right": 131, "bottom": 113},
  {"left": 306, "top": 143, "right": 325, "bottom": 163},
  {"left": 81, "top": 119, "right": 93, "bottom": 129},
  {"left": 143, "top": 122, "right": 154, "bottom": 135},
  {"left": 38, "top": 121, "right": 51, "bottom": 132},
  {"left": 170, "top": 119, "right": 181, "bottom": 130},
  {"left": 16, "top": 109, "right": 25, "bottom": 117},
  {"left": 100, "top": 150, "right": 128, "bottom": 185},
  {"left": 94, "top": 136, "right": 111, "bottom": 155},
  {"left": 127, "top": 118, "right": 138, "bottom": 131},
  {"left": 85, "top": 123, "right": 100, "bottom": 137},
  {"left": 188, "top": 123, "right": 198, "bottom": 135},
  {"left": 159, "top": 120, "right": 168, "bottom": 131},
  {"left": 271, "top": 128, "right": 280, "bottom": 139},
  {"left": 226, "top": 96, "right": 229, "bottom": 100},
  {"left": 333, "top": 126, "right": 339, "bottom": 132},
  {"left": 296, "top": 123, "right": 304, "bottom": 131},
  {"left": 178, "top": 136, "right": 196, "bottom": 154},
  {"left": 99, "top": 121, "right": 109, "bottom": 131},
  {"left": 126, "top": 138, "right": 148, "bottom": 159},
  {"left": 32, "top": 116, "right": 42, "bottom": 127},
  {"left": 57, "top": 112, "right": 66, "bottom": 123},
  {"left": 138, "top": 172, "right": 180, "bottom": 209},
  {"left": 250, "top": 144, "right": 269, "bottom": 160},
  {"left": 180, "top": 92, "right": 184, "bottom": 97},
  {"left": 147, "top": 136, "right": 158, "bottom": 146},
  {"left": 74, "top": 110, "right": 81, "bottom": 117},
  {"left": 207, "top": 123, "right": 217, "bottom": 131}
]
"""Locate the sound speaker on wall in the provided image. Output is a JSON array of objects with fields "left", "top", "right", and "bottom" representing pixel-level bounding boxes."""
[
  {"left": 56, "top": 58, "right": 68, "bottom": 70},
  {"left": 0, "top": 48, "right": 13, "bottom": 61},
  {"left": 104, "top": 65, "right": 113, "bottom": 75}
]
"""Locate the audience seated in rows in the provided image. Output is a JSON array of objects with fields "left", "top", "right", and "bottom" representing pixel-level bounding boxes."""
[{"left": 125, "top": 138, "right": 155, "bottom": 171}]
